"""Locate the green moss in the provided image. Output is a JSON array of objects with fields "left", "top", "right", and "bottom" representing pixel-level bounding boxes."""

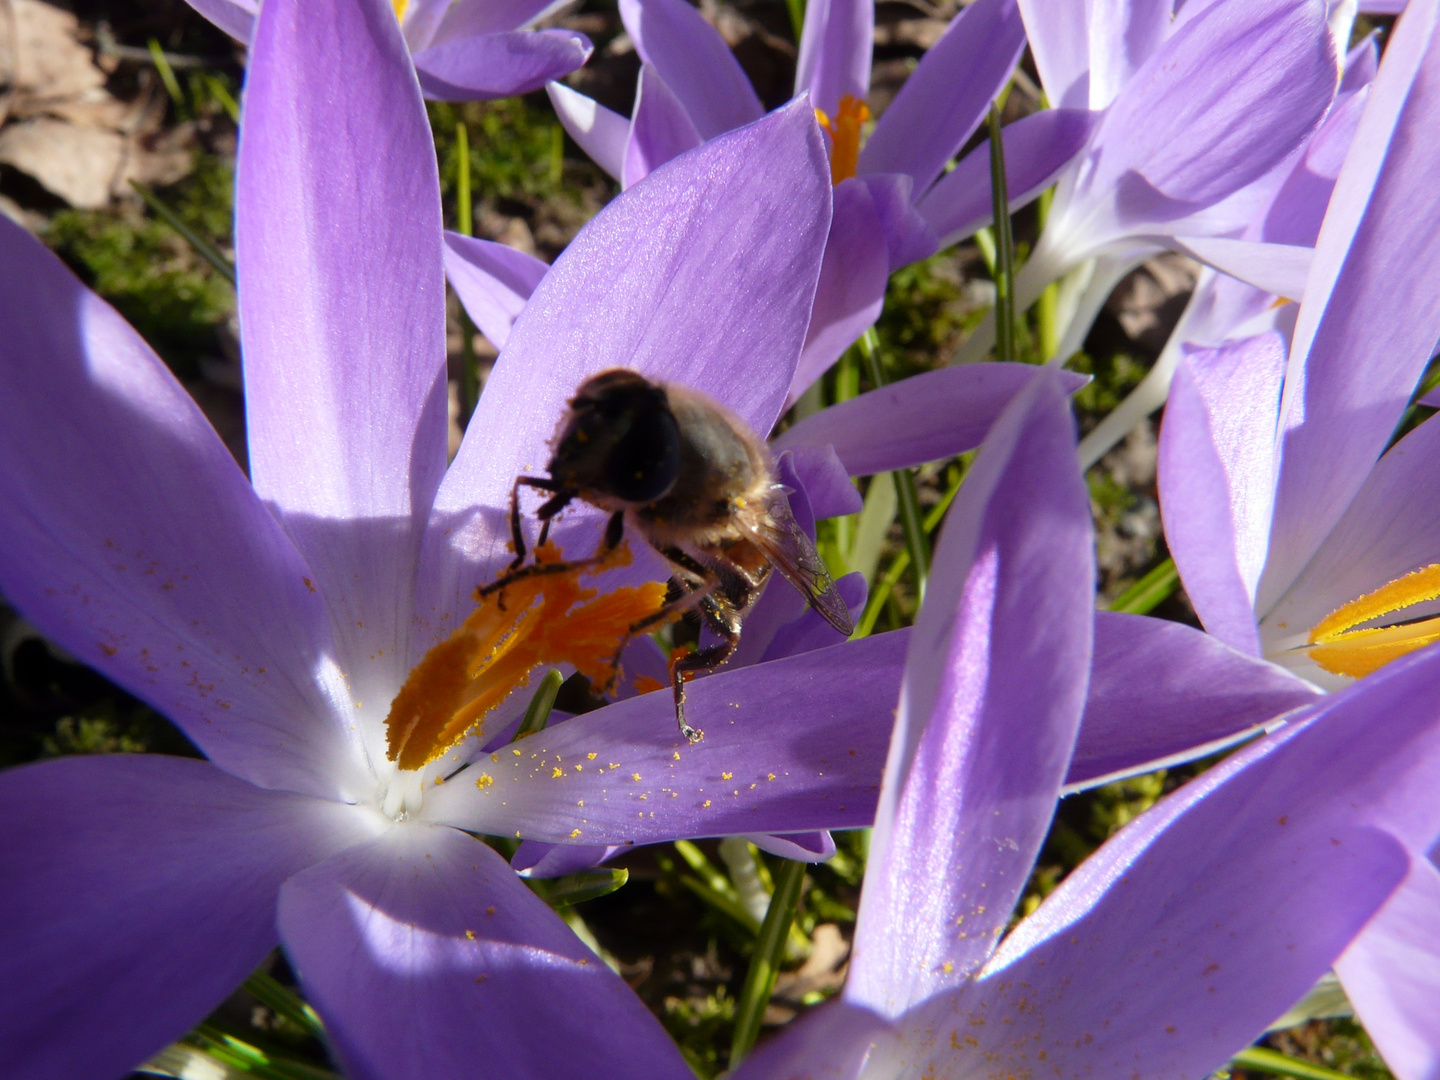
[
  {"left": 431, "top": 98, "right": 573, "bottom": 209},
  {"left": 1070, "top": 348, "right": 1149, "bottom": 423}
]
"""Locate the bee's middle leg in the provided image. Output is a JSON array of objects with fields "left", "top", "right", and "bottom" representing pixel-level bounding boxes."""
[{"left": 669, "top": 595, "right": 743, "bottom": 744}]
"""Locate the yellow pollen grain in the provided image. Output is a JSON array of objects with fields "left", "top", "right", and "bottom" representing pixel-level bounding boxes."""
[
  {"left": 382, "top": 542, "right": 666, "bottom": 770},
  {"left": 513, "top": 748, "right": 522, "bottom": 756},
  {"left": 673, "top": 751, "right": 681, "bottom": 761},
  {"left": 1308, "top": 563, "right": 1440, "bottom": 678},
  {"left": 703, "top": 799, "right": 711, "bottom": 807},
  {"left": 476, "top": 773, "right": 494, "bottom": 789},
  {"left": 587, "top": 752, "right": 597, "bottom": 760},
  {"left": 632, "top": 772, "right": 642, "bottom": 781},
  {"left": 574, "top": 764, "right": 583, "bottom": 772},
  {"left": 943, "top": 961, "right": 955, "bottom": 974},
  {"left": 767, "top": 773, "right": 776, "bottom": 781},
  {"left": 570, "top": 828, "right": 582, "bottom": 839},
  {"left": 465, "top": 929, "right": 476, "bottom": 940},
  {"left": 552, "top": 767, "right": 563, "bottom": 778},
  {"left": 722, "top": 772, "right": 733, "bottom": 780},
  {"left": 392, "top": 0, "right": 408, "bottom": 21},
  {"left": 815, "top": 95, "right": 871, "bottom": 185}
]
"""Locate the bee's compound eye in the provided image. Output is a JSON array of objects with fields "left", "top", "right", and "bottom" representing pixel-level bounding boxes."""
[{"left": 606, "top": 405, "right": 681, "bottom": 503}]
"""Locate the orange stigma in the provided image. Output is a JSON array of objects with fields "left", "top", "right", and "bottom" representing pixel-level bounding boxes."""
[
  {"left": 385, "top": 542, "right": 667, "bottom": 771},
  {"left": 815, "top": 95, "right": 870, "bottom": 185},
  {"left": 1306, "top": 563, "right": 1440, "bottom": 678}
]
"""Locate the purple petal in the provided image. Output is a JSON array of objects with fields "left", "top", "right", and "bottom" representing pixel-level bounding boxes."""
[
  {"left": 1261, "top": 86, "right": 1369, "bottom": 247},
  {"left": 443, "top": 231, "right": 548, "bottom": 351},
  {"left": 421, "top": 631, "right": 909, "bottom": 845},
  {"left": 857, "top": 172, "right": 939, "bottom": 271},
  {"left": 848, "top": 373, "right": 1093, "bottom": 1016},
  {"left": 414, "top": 29, "right": 592, "bottom": 101},
  {"left": 1066, "top": 0, "right": 1336, "bottom": 244},
  {"left": 419, "top": 101, "right": 832, "bottom": 627},
  {"left": 759, "top": 572, "right": 867, "bottom": 663},
  {"left": 511, "top": 840, "right": 619, "bottom": 877},
  {"left": 917, "top": 108, "right": 1098, "bottom": 247},
  {"left": 0, "top": 218, "right": 364, "bottom": 798},
  {"left": 395, "top": 0, "right": 456, "bottom": 51},
  {"left": 238, "top": 0, "right": 447, "bottom": 699},
  {"left": 775, "top": 363, "right": 1089, "bottom": 477},
  {"left": 623, "top": 63, "right": 703, "bottom": 189},
  {"left": 795, "top": 0, "right": 873, "bottom": 117},
  {"left": 1086, "top": 0, "right": 1173, "bottom": 109},
  {"left": 1262, "top": 410, "right": 1440, "bottom": 660},
  {"left": 729, "top": 997, "right": 890, "bottom": 1080},
  {"left": 426, "top": 0, "right": 570, "bottom": 45},
  {"left": 1068, "top": 612, "right": 1320, "bottom": 791},
  {"left": 278, "top": 824, "right": 691, "bottom": 1080},
  {"left": 1015, "top": 0, "right": 1091, "bottom": 109},
  {"left": 548, "top": 82, "right": 630, "bottom": 182},
  {"left": 746, "top": 831, "right": 837, "bottom": 861},
  {"left": 1337, "top": 852, "right": 1440, "bottom": 1080},
  {"left": 182, "top": 0, "right": 256, "bottom": 43},
  {"left": 785, "top": 444, "right": 865, "bottom": 521},
  {"left": 1264, "top": 0, "right": 1440, "bottom": 611},
  {"left": 1158, "top": 333, "right": 1288, "bottom": 655},
  {"left": 619, "top": 0, "right": 763, "bottom": 139},
  {"left": 0, "top": 755, "right": 376, "bottom": 1080},
  {"left": 1342, "top": 33, "right": 1381, "bottom": 93},
  {"left": 860, "top": 0, "right": 1023, "bottom": 195},
  {"left": 786, "top": 176, "right": 890, "bottom": 408},
  {"left": 1164, "top": 237, "right": 1313, "bottom": 299}
]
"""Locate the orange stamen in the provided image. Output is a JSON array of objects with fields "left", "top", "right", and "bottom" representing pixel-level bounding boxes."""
[
  {"left": 385, "top": 542, "right": 668, "bottom": 770},
  {"left": 815, "top": 96, "right": 871, "bottom": 185},
  {"left": 1307, "top": 563, "right": 1440, "bottom": 678}
]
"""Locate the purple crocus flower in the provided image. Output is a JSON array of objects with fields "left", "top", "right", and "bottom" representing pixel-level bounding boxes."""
[
  {"left": 0, "top": 0, "right": 979, "bottom": 1074},
  {"left": 183, "top": 0, "right": 592, "bottom": 100},
  {"left": 729, "top": 370, "right": 1440, "bottom": 1080},
  {"left": 547, "top": 0, "right": 1093, "bottom": 401},
  {"left": 954, "top": 0, "right": 1343, "bottom": 366}
]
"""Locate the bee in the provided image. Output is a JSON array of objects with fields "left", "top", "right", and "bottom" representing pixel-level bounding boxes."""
[{"left": 484, "top": 368, "right": 853, "bottom": 743}]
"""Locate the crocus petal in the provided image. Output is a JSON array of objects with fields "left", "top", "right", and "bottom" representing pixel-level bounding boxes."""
[
  {"left": 1261, "top": 85, "right": 1369, "bottom": 247},
  {"left": 857, "top": 173, "right": 940, "bottom": 272},
  {"left": 916, "top": 108, "right": 1098, "bottom": 247},
  {"left": 786, "top": 177, "right": 890, "bottom": 407},
  {"left": 443, "top": 232, "right": 548, "bottom": 351},
  {"left": 730, "top": 997, "right": 891, "bottom": 1080},
  {"left": 547, "top": 82, "right": 630, "bottom": 182},
  {"left": 182, "top": 0, "right": 256, "bottom": 43},
  {"left": 1060, "top": 0, "right": 1335, "bottom": 248},
  {"left": 623, "top": 63, "right": 703, "bottom": 189},
  {"left": 859, "top": 0, "right": 1023, "bottom": 195},
  {"left": 1336, "top": 852, "right": 1440, "bottom": 1080},
  {"left": 394, "top": 0, "right": 456, "bottom": 51},
  {"left": 776, "top": 364, "right": 1088, "bottom": 477},
  {"left": 794, "top": 0, "right": 873, "bottom": 117},
  {"left": 277, "top": 824, "right": 691, "bottom": 1080},
  {"left": 746, "top": 831, "right": 838, "bottom": 861},
  {"left": 511, "top": 840, "right": 620, "bottom": 877},
  {"left": 1159, "top": 333, "right": 1288, "bottom": 655},
  {"left": 1085, "top": 0, "right": 1172, "bottom": 110},
  {"left": 1262, "top": 410, "right": 1440, "bottom": 656},
  {"left": 421, "top": 100, "right": 831, "bottom": 625},
  {"left": 238, "top": 0, "right": 448, "bottom": 706},
  {"left": 1264, "top": 0, "right": 1440, "bottom": 612},
  {"left": 619, "top": 0, "right": 764, "bottom": 139},
  {"left": 1015, "top": 0, "right": 1091, "bottom": 109},
  {"left": 0, "top": 218, "right": 365, "bottom": 799},
  {"left": 425, "top": 0, "right": 570, "bottom": 45},
  {"left": 0, "top": 755, "right": 379, "bottom": 1080},
  {"left": 848, "top": 373, "right": 1093, "bottom": 1016},
  {"left": 421, "top": 631, "right": 909, "bottom": 845},
  {"left": 1163, "top": 237, "right": 1313, "bottom": 300},
  {"left": 1067, "top": 611, "right": 1320, "bottom": 791},
  {"left": 414, "top": 29, "right": 592, "bottom": 100}
]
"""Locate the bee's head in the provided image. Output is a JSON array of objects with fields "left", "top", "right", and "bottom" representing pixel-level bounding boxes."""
[{"left": 548, "top": 369, "right": 682, "bottom": 504}]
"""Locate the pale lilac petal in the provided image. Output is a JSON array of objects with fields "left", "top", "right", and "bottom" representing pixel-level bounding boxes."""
[
  {"left": 1342, "top": 32, "right": 1381, "bottom": 92},
  {"left": 0, "top": 755, "right": 377, "bottom": 1080},
  {"left": 547, "top": 82, "right": 630, "bottom": 182},
  {"left": 916, "top": 108, "right": 1097, "bottom": 247},
  {"left": 786, "top": 445, "right": 865, "bottom": 521},
  {"left": 1015, "top": 0, "right": 1091, "bottom": 108},
  {"left": 182, "top": 0, "right": 256, "bottom": 42},
  {"left": 1159, "top": 334, "right": 1288, "bottom": 655},
  {"left": 278, "top": 824, "right": 691, "bottom": 1080},
  {"left": 238, "top": 0, "right": 448, "bottom": 703},
  {"left": 849, "top": 373, "right": 1093, "bottom": 1016},
  {"left": 1164, "top": 237, "right": 1313, "bottom": 299},
  {"left": 415, "top": 29, "right": 592, "bottom": 101},
  {"left": 859, "top": 0, "right": 1023, "bottom": 195},
  {"left": 511, "top": 840, "right": 619, "bottom": 877},
  {"left": 421, "top": 631, "right": 909, "bottom": 845},
  {"left": 1262, "top": 410, "right": 1440, "bottom": 657},
  {"left": 786, "top": 177, "right": 890, "bottom": 408},
  {"left": 443, "top": 232, "right": 548, "bottom": 351},
  {"left": 1359, "top": 0, "right": 1408, "bottom": 11},
  {"left": 420, "top": 101, "right": 832, "bottom": 629},
  {"left": 0, "top": 218, "right": 364, "bottom": 798},
  {"left": 396, "top": 0, "right": 455, "bottom": 51},
  {"left": 853, "top": 173, "right": 938, "bottom": 271},
  {"left": 1337, "top": 852, "right": 1440, "bottom": 1080},
  {"left": 1068, "top": 612, "right": 1320, "bottom": 791},
  {"left": 775, "top": 363, "right": 1088, "bottom": 477},
  {"left": 1264, "top": 0, "right": 1440, "bottom": 612},
  {"left": 620, "top": 0, "right": 763, "bottom": 139},
  {"left": 1086, "top": 0, "right": 1172, "bottom": 110},
  {"left": 623, "top": 63, "right": 703, "bottom": 189},
  {"left": 1261, "top": 86, "right": 1369, "bottom": 247},
  {"left": 795, "top": 0, "right": 873, "bottom": 117},
  {"left": 760, "top": 572, "right": 867, "bottom": 662},
  {"left": 426, "top": 0, "right": 567, "bottom": 45},
  {"left": 746, "top": 831, "right": 837, "bottom": 861},
  {"left": 730, "top": 997, "right": 890, "bottom": 1080}
]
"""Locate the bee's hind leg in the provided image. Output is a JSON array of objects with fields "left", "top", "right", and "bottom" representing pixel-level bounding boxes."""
[{"left": 670, "top": 595, "right": 742, "bottom": 744}]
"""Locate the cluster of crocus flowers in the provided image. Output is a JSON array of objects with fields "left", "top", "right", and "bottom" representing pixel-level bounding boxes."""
[{"left": 4, "top": 0, "right": 1440, "bottom": 1077}]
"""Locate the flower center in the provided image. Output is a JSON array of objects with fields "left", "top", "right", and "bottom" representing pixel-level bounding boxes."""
[
  {"left": 384, "top": 541, "right": 668, "bottom": 771},
  {"left": 815, "top": 96, "right": 870, "bottom": 185},
  {"left": 1306, "top": 563, "right": 1440, "bottom": 679}
]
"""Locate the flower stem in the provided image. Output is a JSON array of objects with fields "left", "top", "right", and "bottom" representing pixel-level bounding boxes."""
[
  {"left": 987, "top": 103, "right": 1016, "bottom": 366},
  {"left": 1231, "top": 1047, "right": 1357, "bottom": 1080},
  {"left": 515, "top": 668, "right": 564, "bottom": 739},
  {"left": 1108, "top": 558, "right": 1179, "bottom": 615},
  {"left": 730, "top": 858, "right": 806, "bottom": 1065}
]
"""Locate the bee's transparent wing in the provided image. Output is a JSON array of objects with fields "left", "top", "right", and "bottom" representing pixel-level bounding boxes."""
[{"left": 739, "top": 486, "right": 854, "bottom": 636}]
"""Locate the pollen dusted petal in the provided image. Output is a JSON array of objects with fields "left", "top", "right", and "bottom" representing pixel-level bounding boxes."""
[
  {"left": 386, "top": 543, "right": 667, "bottom": 770},
  {"left": 1307, "top": 563, "right": 1440, "bottom": 677}
]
